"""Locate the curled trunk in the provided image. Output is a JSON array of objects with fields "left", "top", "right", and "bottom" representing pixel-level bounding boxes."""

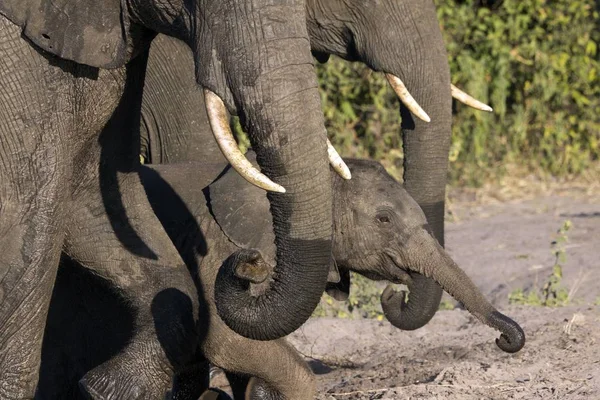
[
  {"left": 208, "top": 2, "right": 333, "bottom": 340},
  {"left": 393, "top": 1, "right": 452, "bottom": 330},
  {"left": 382, "top": 229, "right": 525, "bottom": 353}
]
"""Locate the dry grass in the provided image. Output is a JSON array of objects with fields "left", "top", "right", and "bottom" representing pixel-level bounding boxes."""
[{"left": 446, "top": 161, "right": 600, "bottom": 208}]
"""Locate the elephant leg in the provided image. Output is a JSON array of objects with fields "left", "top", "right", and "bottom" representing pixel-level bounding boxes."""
[
  {"left": 245, "top": 378, "right": 285, "bottom": 400},
  {"left": 171, "top": 358, "right": 211, "bottom": 400},
  {"left": 224, "top": 373, "right": 281, "bottom": 400},
  {"left": 0, "top": 18, "right": 72, "bottom": 399},
  {"left": 224, "top": 371, "right": 250, "bottom": 400},
  {"left": 199, "top": 388, "right": 233, "bottom": 400},
  {"left": 0, "top": 159, "right": 67, "bottom": 399},
  {"left": 65, "top": 171, "right": 200, "bottom": 399},
  {"left": 203, "top": 323, "right": 314, "bottom": 400}
]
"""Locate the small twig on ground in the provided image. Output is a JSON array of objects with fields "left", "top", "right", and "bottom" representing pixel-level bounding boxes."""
[
  {"left": 433, "top": 367, "right": 450, "bottom": 383},
  {"left": 426, "top": 383, "right": 514, "bottom": 390},
  {"left": 567, "top": 270, "right": 589, "bottom": 303},
  {"left": 296, "top": 349, "right": 362, "bottom": 369},
  {"left": 566, "top": 382, "right": 588, "bottom": 395},
  {"left": 331, "top": 388, "right": 390, "bottom": 396},
  {"left": 563, "top": 313, "right": 585, "bottom": 335}
]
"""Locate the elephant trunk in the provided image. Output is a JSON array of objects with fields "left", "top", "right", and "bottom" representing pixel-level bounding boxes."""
[
  {"left": 305, "top": 0, "right": 451, "bottom": 329},
  {"left": 387, "top": 0, "right": 453, "bottom": 330},
  {"left": 382, "top": 229, "right": 525, "bottom": 353},
  {"left": 212, "top": 9, "right": 333, "bottom": 340}
]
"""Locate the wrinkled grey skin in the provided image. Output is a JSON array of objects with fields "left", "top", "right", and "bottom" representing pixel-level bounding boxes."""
[
  {"left": 140, "top": 0, "right": 456, "bottom": 333},
  {"left": 139, "top": 35, "right": 222, "bottom": 165},
  {"left": 39, "top": 157, "right": 524, "bottom": 400},
  {"left": 0, "top": 0, "right": 335, "bottom": 397}
]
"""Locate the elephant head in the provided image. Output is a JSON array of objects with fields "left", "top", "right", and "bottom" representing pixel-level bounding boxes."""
[
  {"left": 304, "top": 0, "right": 492, "bottom": 330},
  {"left": 0, "top": 0, "right": 342, "bottom": 340},
  {"left": 330, "top": 160, "right": 524, "bottom": 353}
]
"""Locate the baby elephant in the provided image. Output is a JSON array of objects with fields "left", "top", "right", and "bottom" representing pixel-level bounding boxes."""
[{"left": 39, "top": 156, "right": 524, "bottom": 399}]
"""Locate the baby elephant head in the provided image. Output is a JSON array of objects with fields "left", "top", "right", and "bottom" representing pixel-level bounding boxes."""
[{"left": 331, "top": 159, "right": 525, "bottom": 353}]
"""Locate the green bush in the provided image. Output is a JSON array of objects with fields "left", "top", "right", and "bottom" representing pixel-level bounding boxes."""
[
  {"left": 317, "top": 57, "right": 404, "bottom": 181},
  {"left": 317, "top": 0, "right": 600, "bottom": 186},
  {"left": 312, "top": 273, "right": 386, "bottom": 319}
]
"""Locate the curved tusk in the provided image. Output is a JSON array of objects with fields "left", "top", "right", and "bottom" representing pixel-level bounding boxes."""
[
  {"left": 451, "top": 84, "right": 493, "bottom": 112},
  {"left": 327, "top": 139, "right": 351, "bottom": 180},
  {"left": 385, "top": 74, "right": 431, "bottom": 123},
  {"left": 204, "top": 89, "right": 286, "bottom": 193}
]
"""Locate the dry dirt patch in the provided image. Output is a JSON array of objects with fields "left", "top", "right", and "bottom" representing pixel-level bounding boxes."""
[{"left": 290, "top": 306, "right": 600, "bottom": 399}]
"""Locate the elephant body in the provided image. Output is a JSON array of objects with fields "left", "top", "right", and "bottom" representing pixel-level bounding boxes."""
[
  {"left": 0, "top": 18, "right": 202, "bottom": 398},
  {"left": 0, "top": 0, "right": 336, "bottom": 397},
  {"left": 39, "top": 156, "right": 524, "bottom": 399},
  {"left": 39, "top": 157, "right": 314, "bottom": 399}
]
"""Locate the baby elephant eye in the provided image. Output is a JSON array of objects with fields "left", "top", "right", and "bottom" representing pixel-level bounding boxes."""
[{"left": 377, "top": 215, "right": 391, "bottom": 224}]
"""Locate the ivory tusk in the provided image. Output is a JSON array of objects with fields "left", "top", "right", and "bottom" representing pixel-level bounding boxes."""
[
  {"left": 326, "top": 139, "right": 351, "bottom": 180},
  {"left": 385, "top": 74, "right": 431, "bottom": 123},
  {"left": 451, "top": 84, "right": 493, "bottom": 112},
  {"left": 204, "top": 89, "right": 286, "bottom": 193}
]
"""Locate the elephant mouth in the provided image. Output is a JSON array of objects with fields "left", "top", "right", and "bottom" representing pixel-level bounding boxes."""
[{"left": 382, "top": 251, "right": 413, "bottom": 285}]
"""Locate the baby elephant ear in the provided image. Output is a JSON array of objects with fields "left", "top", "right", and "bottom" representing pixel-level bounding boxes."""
[
  {"left": 208, "top": 151, "right": 276, "bottom": 264},
  {"left": 1, "top": 0, "right": 151, "bottom": 68},
  {"left": 325, "top": 267, "right": 350, "bottom": 302},
  {"left": 327, "top": 259, "right": 341, "bottom": 284}
]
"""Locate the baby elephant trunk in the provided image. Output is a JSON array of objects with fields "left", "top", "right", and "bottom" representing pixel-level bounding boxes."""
[{"left": 382, "top": 228, "right": 525, "bottom": 353}]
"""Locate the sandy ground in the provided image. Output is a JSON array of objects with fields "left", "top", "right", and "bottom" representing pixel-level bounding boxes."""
[
  {"left": 214, "top": 191, "right": 600, "bottom": 399},
  {"left": 289, "top": 306, "right": 600, "bottom": 399}
]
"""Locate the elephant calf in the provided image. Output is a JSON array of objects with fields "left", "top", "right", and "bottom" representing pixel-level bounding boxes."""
[{"left": 39, "top": 156, "right": 524, "bottom": 399}]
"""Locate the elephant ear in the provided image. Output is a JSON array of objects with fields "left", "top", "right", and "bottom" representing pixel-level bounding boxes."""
[
  {"left": 208, "top": 151, "right": 277, "bottom": 265},
  {"left": 1, "top": 0, "right": 151, "bottom": 68},
  {"left": 325, "top": 267, "right": 350, "bottom": 301}
]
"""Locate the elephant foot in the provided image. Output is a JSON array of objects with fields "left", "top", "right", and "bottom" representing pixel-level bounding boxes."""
[
  {"left": 170, "top": 361, "right": 211, "bottom": 400},
  {"left": 245, "top": 378, "right": 284, "bottom": 400},
  {"left": 79, "top": 354, "right": 171, "bottom": 400},
  {"left": 199, "top": 388, "right": 233, "bottom": 400}
]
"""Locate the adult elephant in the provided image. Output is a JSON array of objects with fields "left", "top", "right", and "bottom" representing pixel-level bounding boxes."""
[
  {"left": 306, "top": 0, "right": 495, "bottom": 330},
  {"left": 138, "top": 0, "right": 494, "bottom": 332},
  {"left": 0, "top": 1, "right": 338, "bottom": 399}
]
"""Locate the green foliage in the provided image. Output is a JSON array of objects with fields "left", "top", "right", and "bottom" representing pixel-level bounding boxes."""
[
  {"left": 313, "top": 273, "right": 385, "bottom": 320},
  {"left": 509, "top": 220, "right": 572, "bottom": 306},
  {"left": 316, "top": 0, "right": 600, "bottom": 185},
  {"left": 439, "top": 299, "right": 456, "bottom": 310},
  {"left": 312, "top": 276, "right": 457, "bottom": 320},
  {"left": 316, "top": 62, "right": 404, "bottom": 181},
  {"left": 231, "top": 116, "right": 250, "bottom": 154}
]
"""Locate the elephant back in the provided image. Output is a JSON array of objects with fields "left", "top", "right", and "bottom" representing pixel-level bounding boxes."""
[{"left": 0, "top": 0, "right": 153, "bottom": 68}]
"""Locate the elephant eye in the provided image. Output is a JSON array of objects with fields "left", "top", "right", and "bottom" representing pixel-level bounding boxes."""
[
  {"left": 375, "top": 207, "right": 394, "bottom": 226},
  {"left": 377, "top": 215, "right": 391, "bottom": 224}
]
